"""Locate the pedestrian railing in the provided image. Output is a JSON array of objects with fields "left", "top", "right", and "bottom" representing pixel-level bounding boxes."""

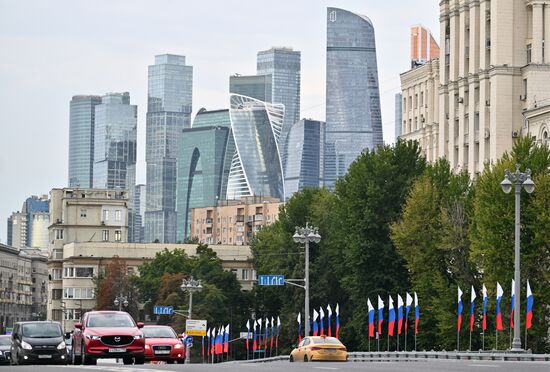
[{"left": 347, "top": 351, "right": 550, "bottom": 362}]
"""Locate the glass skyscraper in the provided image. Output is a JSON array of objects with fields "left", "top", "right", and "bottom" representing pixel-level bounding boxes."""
[
  {"left": 324, "top": 7, "right": 383, "bottom": 188},
  {"left": 284, "top": 119, "right": 325, "bottom": 199},
  {"left": 229, "top": 74, "right": 272, "bottom": 102},
  {"left": 6, "top": 195, "right": 49, "bottom": 250},
  {"left": 226, "top": 94, "right": 285, "bottom": 201},
  {"left": 145, "top": 54, "right": 193, "bottom": 243},
  {"left": 175, "top": 109, "right": 234, "bottom": 240},
  {"left": 68, "top": 95, "right": 102, "bottom": 187}
]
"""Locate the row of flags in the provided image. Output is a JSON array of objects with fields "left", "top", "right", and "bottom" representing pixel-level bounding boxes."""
[
  {"left": 203, "top": 325, "right": 230, "bottom": 359},
  {"left": 457, "top": 280, "right": 534, "bottom": 333},
  {"left": 246, "top": 316, "right": 281, "bottom": 353},
  {"left": 376, "top": 293, "right": 419, "bottom": 337},
  {"left": 296, "top": 304, "right": 340, "bottom": 342}
]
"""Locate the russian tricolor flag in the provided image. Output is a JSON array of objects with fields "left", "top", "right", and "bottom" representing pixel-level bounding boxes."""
[
  {"left": 223, "top": 324, "right": 229, "bottom": 353},
  {"left": 496, "top": 282, "right": 504, "bottom": 331},
  {"left": 377, "top": 296, "right": 384, "bottom": 336},
  {"left": 388, "top": 295, "right": 395, "bottom": 336},
  {"left": 327, "top": 305, "right": 333, "bottom": 337},
  {"left": 526, "top": 280, "right": 533, "bottom": 330},
  {"left": 414, "top": 292, "right": 419, "bottom": 335},
  {"left": 335, "top": 303, "right": 340, "bottom": 339},
  {"left": 397, "top": 294, "right": 404, "bottom": 335},
  {"left": 405, "top": 292, "right": 413, "bottom": 331},
  {"left": 510, "top": 279, "right": 515, "bottom": 329},
  {"left": 319, "top": 307, "right": 325, "bottom": 336},
  {"left": 482, "top": 284, "right": 488, "bottom": 332},
  {"left": 297, "top": 312, "right": 302, "bottom": 343},
  {"left": 470, "top": 286, "right": 476, "bottom": 332},
  {"left": 457, "top": 286, "right": 463, "bottom": 332},
  {"left": 367, "top": 298, "right": 375, "bottom": 337}
]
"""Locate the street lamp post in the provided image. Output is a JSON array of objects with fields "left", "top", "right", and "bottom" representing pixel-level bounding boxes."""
[
  {"left": 501, "top": 164, "right": 535, "bottom": 352},
  {"left": 181, "top": 277, "right": 203, "bottom": 364},
  {"left": 293, "top": 223, "right": 321, "bottom": 338},
  {"left": 113, "top": 294, "right": 129, "bottom": 311}
]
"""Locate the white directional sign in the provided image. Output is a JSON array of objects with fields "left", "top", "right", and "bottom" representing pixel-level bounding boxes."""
[
  {"left": 185, "top": 319, "right": 207, "bottom": 336},
  {"left": 240, "top": 332, "right": 253, "bottom": 339}
]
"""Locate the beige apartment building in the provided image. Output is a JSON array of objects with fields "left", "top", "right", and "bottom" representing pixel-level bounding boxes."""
[
  {"left": 400, "top": 0, "right": 550, "bottom": 176},
  {"left": 190, "top": 196, "right": 282, "bottom": 246}
]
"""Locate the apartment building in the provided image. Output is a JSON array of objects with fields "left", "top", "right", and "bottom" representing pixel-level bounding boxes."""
[
  {"left": 190, "top": 197, "right": 282, "bottom": 246},
  {"left": 400, "top": 0, "right": 550, "bottom": 176}
]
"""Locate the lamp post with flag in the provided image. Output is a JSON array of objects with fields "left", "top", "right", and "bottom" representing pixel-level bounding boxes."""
[
  {"left": 501, "top": 164, "right": 535, "bottom": 352},
  {"left": 509, "top": 279, "right": 515, "bottom": 350}
]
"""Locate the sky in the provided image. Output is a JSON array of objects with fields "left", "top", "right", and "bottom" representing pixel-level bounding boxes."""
[{"left": 0, "top": 0, "right": 439, "bottom": 243}]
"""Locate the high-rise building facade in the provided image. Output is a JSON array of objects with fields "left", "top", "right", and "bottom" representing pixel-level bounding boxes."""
[
  {"left": 6, "top": 195, "right": 50, "bottom": 251},
  {"left": 284, "top": 119, "right": 325, "bottom": 199},
  {"left": 132, "top": 184, "right": 146, "bottom": 243},
  {"left": 410, "top": 25, "right": 440, "bottom": 67},
  {"left": 400, "top": 0, "right": 550, "bottom": 176},
  {"left": 226, "top": 94, "right": 285, "bottom": 201},
  {"left": 324, "top": 7, "right": 383, "bottom": 188},
  {"left": 68, "top": 95, "right": 102, "bottom": 187},
  {"left": 229, "top": 75, "right": 272, "bottom": 102},
  {"left": 395, "top": 93, "right": 403, "bottom": 141},
  {"left": 176, "top": 109, "right": 234, "bottom": 241},
  {"left": 145, "top": 54, "right": 193, "bottom": 243}
]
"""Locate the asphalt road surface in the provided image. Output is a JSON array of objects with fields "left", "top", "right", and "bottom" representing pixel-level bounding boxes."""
[{"left": 4, "top": 359, "right": 550, "bottom": 372}]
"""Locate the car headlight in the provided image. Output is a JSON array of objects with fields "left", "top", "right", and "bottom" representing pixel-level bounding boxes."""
[
  {"left": 85, "top": 335, "right": 101, "bottom": 340},
  {"left": 174, "top": 343, "right": 183, "bottom": 349},
  {"left": 0, "top": 350, "right": 3, "bottom": 355},
  {"left": 21, "top": 341, "right": 32, "bottom": 350},
  {"left": 133, "top": 335, "right": 143, "bottom": 340},
  {"left": 145, "top": 344, "right": 150, "bottom": 350},
  {"left": 57, "top": 341, "right": 66, "bottom": 350}
]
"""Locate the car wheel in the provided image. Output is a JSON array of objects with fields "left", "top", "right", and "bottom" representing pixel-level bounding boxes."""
[
  {"left": 123, "top": 357, "right": 133, "bottom": 365},
  {"left": 289, "top": 355, "right": 294, "bottom": 363},
  {"left": 134, "top": 355, "right": 145, "bottom": 365},
  {"left": 177, "top": 359, "right": 185, "bottom": 364},
  {"left": 304, "top": 355, "right": 308, "bottom": 362}
]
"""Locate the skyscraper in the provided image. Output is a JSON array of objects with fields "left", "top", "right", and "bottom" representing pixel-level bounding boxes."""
[
  {"left": 226, "top": 94, "right": 285, "bottom": 201},
  {"left": 93, "top": 92, "right": 137, "bottom": 241},
  {"left": 145, "top": 54, "right": 193, "bottom": 243},
  {"left": 133, "top": 184, "right": 146, "bottom": 243},
  {"left": 229, "top": 75, "right": 272, "bottom": 102},
  {"left": 68, "top": 95, "right": 102, "bottom": 187},
  {"left": 324, "top": 7, "right": 383, "bottom": 188},
  {"left": 6, "top": 195, "right": 49, "bottom": 250},
  {"left": 176, "top": 109, "right": 234, "bottom": 240},
  {"left": 284, "top": 119, "right": 325, "bottom": 199}
]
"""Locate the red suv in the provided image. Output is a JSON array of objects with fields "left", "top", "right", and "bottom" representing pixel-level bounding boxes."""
[{"left": 71, "top": 311, "right": 145, "bottom": 365}]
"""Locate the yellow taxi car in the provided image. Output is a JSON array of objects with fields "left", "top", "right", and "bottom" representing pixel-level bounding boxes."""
[{"left": 289, "top": 336, "right": 347, "bottom": 362}]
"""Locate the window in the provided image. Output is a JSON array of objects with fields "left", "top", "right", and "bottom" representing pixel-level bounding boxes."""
[
  {"left": 63, "top": 267, "right": 74, "bottom": 278},
  {"left": 63, "top": 288, "right": 74, "bottom": 299},
  {"left": 51, "top": 289, "right": 62, "bottom": 300},
  {"left": 242, "top": 269, "right": 249, "bottom": 280},
  {"left": 51, "top": 268, "right": 62, "bottom": 280},
  {"left": 102, "top": 230, "right": 109, "bottom": 241},
  {"left": 63, "top": 287, "right": 94, "bottom": 299},
  {"left": 420, "top": 91, "right": 424, "bottom": 107},
  {"left": 115, "top": 210, "right": 121, "bottom": 221},
  {"left": 55, "top": 229, "right": 64, "bottom": 240},
  {"left": 75, "top": 267, "right": 93, "bottom": 277},
  {"left": 102, "top": 210, "right": 109, "bottom": 222},
  {"left": 80, "top": 209, "right": 87, "bottom": 218},
  {"left": 114, "top": 230, "right": 122, "bottom": 242},
  {"left": 526, "top": 44, "right": 532, "bottom": 63},
  {"left": 415, "top": 93, "right": 418, "bottom": 108}
]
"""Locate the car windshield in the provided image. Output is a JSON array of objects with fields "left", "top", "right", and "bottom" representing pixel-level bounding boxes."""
[
  {"left": 22, "top": 323, "right": 62, "bottom": 338},
  {"left": 87, "top": 314, "right": 135, "bottom": 328},
  {"left": 0, "top": 337, "right": 11, "bottom": 345},
  {"left": 142, "top": 327, "right": 176, "bottom": 338},
  {"left": 310, "top": 337, "right": 342, "bottom": 345}
]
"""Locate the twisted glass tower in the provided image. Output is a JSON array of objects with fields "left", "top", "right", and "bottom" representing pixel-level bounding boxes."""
[
  {"left": 324, "top": 8, "right": 383, "bottom": 188},
  {"left": 226, "top": 94, "right": 285, "bottom": 201}
]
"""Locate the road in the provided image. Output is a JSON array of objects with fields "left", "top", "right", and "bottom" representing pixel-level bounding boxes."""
[{"left": 5, "top": 359, "right": 550, "bottom": 372}]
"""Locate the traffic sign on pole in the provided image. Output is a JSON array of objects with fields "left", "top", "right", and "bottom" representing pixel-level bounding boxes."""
[
  {"left": 186, "top": 319, "right": 207, "bottom": 336},
  {"left": 258, "top": 275, "right": 285, "bottom": 286},
  {"left": 153, "top": 305, "right": 174, "bottom": 315}
]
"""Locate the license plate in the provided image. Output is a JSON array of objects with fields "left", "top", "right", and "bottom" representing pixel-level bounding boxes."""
[
  {"left": 38, "top": 354, "right": 52, "bottom": 359},
  {"left": 325, "top": 348, "right": 336, "bottom": 353},
  {"left": 108, "top": 348, "right": 126, "bottom": 353},
  {"left": 155, "top": 350, "right": 171, "bottom": 354}
]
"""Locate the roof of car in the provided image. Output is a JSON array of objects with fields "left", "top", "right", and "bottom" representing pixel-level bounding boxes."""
[
  {"left": 15, "top": 321, "right": 61, "bottom": 325},
  {"left": 85, "top": 310, "right": 130, "bottom": 315},
  {"left": 143, "top": 325, "right": 172, "bottom": 328}
]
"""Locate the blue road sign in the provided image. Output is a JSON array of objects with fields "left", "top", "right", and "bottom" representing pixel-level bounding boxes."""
[
  {"left": 186, "top": 336, "right": 193, "bottom": 348},
  {"left": 153, "top": 305, "right": 174, "bottom": 315},
  {"left": 258, "top": 275, "right": 285, "bottom": 286}
]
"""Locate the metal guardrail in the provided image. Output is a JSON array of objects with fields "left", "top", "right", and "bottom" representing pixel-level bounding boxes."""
[
  {"left": 347, "top": 351, "right": 550, "bottom": 362},
  {"left": 234, "top": 356, "right": 289, "bottom": 363}
]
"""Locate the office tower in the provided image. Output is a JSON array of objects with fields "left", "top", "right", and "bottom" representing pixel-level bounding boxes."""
[
  {"left": 400, "top": 0, "right": 550, "bottom": 177},
  {"left": 257, "top": 47, "right": 301, "bottom": 168},
  {"left": 7, "top": 212, "right": 26, "bottom": 248},
  {"left": 229, "top": 75, "right": 272, "bottom": 102},
  {"left": 145, "top": 54, "right": 193, "bottom": 243},
  {"left": 395, "top": 93, "right": 403, "bottom": 141},
  {"left": 284, "top": 119, "right": 325, "bottom": 199},
  {"left": 410, "top": 25, "right": 440, "bottom": 67},
  {"left": 6, "top": 195, "right": 49, "bottom": 250},
  {"left": 324, "top": 7, "right": 383, "bottom": 188},
  {"left": 132, "top": 184, "right": 146, "bottom": 243},
  {"left": 226, "top": 94, "right": 285, "bottom": 201},
  {"left": 68, "top": 95, "right": 102, "bottom": 187},
  {"left": 176, "top": 109, "right": 234, "bottom": 241}
]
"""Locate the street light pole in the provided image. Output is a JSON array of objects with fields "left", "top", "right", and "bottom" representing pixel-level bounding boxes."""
[
  {"left": 293, "top": 223, "right": 321, "bottom": 338},
  {"left": 181, "top": 277, "right": 203, "bottom": 364},
  {"left": 501, "top": 164, "right": 535, "bottom": 352},
  {"left": 113, "top": 294, "right": 129, "bottom": 311}
]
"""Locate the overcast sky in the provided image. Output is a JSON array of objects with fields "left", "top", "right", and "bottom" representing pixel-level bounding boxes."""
[{"left": 0, "top": 0, "right": 439, "bottom": 243}]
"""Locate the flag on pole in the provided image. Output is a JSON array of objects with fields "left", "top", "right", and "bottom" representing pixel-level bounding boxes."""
[
  {"left": 276, "top": 316, "right": 281, "bottom": 349},
  {"left": 510, "top": 279, "right": 515, "bottom": 329},
  {"left": 264, "top": 318, "right": 269, "bottom": 351},
  {"left": 470, "top": 286, "right": 476, "bottom": 332},
  {"left": 320, "top": 307, "right": 325, "bottom": 336},
  {"left": 414, "top": 292, "right": 419, "bottom": 335},
  {"left": 252, "top": 320, "right": 257, "bottom": 351},
  {"left": 327, "top": 305, "right": 333, "bottom": 337},
  {"left": 335, "top": 303, "right": 340, "bottom": 339},
  {"left": 313, "top": 309, "right": 319, "bottom": 336},
  {"left": 405, "top": 292, "right": 413, "bottom": 330},
  {"left": 367, "top": 298, "right": 375, "bottom": 337},
  {"left": 211, "top": 328, "right": 216, "bottom": 355},
  {"left": 224, "top": 324, "right": 229, "bottom": 353},
  {"left": 297, "top": 312, "right": 302, "bottom": 343},
  {"left": 202, "top": 334, "right": 205, "bottom": 359},
  {"left": 397, "top": 294, "right": 404, "bottom": 335},
  {"left": 496, "top": 282, "right": 504, "bottom": 331},
  {"left": 246, "top": 321, "right": 250, "bottom": 351},
  {"left": 207, "top": 328, "right": 210, "bottom": 357},
  {"left": 482, "top": 284, "right": 488, "bottom": 332},
  {"left": 217, "top": 326, "right": 224, "bottom": 355},
  {"left": 378, "top": 295, "right": 384, "bottom": 335},
  {"left": 457, "top": 286, "right": 463, "bottom": 332},
  {"left": 526, "top": 280, "right": 533, "bottom": 330},
  {"left": 270, "top": 316, "right": 275, "bottom": 350},
  {"left": 388, "top": 295, "right": 395, "bottom": 336}
]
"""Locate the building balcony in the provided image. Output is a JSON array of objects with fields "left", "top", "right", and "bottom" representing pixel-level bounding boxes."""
[
  {"left": 235, "top": 215, "right": 245, "bottom": 223},
  {"left": 254, "top": 214, "right": 263, "bottom": 222}
]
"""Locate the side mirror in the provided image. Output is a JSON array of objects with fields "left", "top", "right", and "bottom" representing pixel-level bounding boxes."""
[
  {"left": 137, "top": 322, "right": 144, "bottom": 329},
  {"left": 74, "top": 323, "right": 83, "bottom": 330},
  {"left": 177, "top": 334, "right": 184, "bottom": 339}
]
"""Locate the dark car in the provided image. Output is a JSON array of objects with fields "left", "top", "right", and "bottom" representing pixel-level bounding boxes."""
[
  {"left": 0, "top": 335, "right": 11, "bottom": 364},
  {"left": 10, "top": 321, "right": 67, "bottom": 365},
  {"left": 71, "top": 311, "right": 145, "bottom": 365}
]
